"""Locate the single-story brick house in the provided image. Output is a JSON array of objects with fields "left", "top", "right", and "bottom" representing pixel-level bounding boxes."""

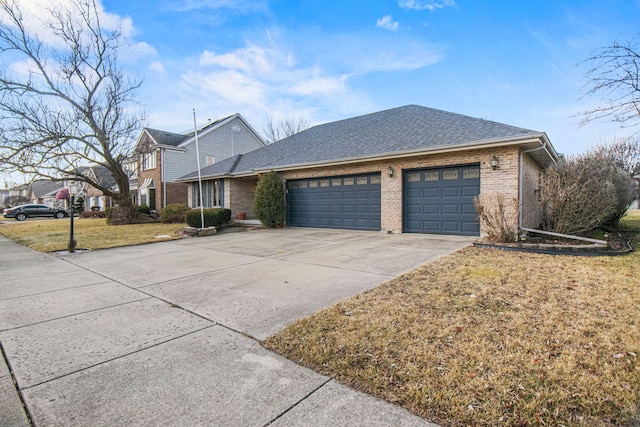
[{"left": 177, "top": 105, "right": 560, "bottom": 237}]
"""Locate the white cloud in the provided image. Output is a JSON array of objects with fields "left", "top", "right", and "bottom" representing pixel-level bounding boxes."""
[
  {"left": 199, "top": 45, "right": 273, "bottom": 73},
  {"left": 377, "top": 15, "right": 399, "bottom": 31},
  {"left": 9, "top": 0, "right": 154, "bottom": 61},
  {"left": 143, "top": 26, "right": 442, "bottom": 132},
  {"left": 149, "top": 61, "right": 166, "bottom": 74},
  {"left": 399, "top": 0, "right": 455, "bottom": 11}
]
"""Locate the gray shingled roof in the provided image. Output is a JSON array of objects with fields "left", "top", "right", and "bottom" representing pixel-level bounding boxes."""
[
  {"left": 179, "top": 105, "right": 543, "bottom": 181},
  {"left": 145, "top": 128, "right": 189, "bottom": 147},
  {"left": 91, "top": 165, "right": 117, "bottom": 189},
  {"left": 31, "top": 180, "right": 65, "bottom": 197}
]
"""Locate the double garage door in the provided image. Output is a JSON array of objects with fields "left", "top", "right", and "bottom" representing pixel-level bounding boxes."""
[
  {"left": 286, "top": 165, "right": 480, "bottom": 236},
  {"left": 287, "top": 173, "right": 381, "bottom": 231}
]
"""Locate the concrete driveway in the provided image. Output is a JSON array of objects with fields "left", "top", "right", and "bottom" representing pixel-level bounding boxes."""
[{"left": 0, "top": 228, "right": 473, "bottom": 426}]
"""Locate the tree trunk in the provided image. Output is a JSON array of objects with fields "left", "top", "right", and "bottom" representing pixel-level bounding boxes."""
[{"left": 108, "top": 167, "right": 139, "bottom": 225}]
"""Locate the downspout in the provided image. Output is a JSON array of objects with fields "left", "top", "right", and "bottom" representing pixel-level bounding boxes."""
[
  {"left": 161, "top": 148, "right": 166, "bottom": 209},
  {"left": 518, "top": 142, "right": 607, "bottom": 245}
]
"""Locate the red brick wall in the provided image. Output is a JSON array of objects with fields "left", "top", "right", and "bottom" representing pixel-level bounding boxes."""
[
  {"left": 165, "top": 182, "right": 188, "bottom": 207},
  {"left": 138, "top": 150, "right": 161, "bottom": 211}
]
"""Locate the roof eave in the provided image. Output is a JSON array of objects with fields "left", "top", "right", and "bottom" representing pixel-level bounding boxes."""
[{"left": 253, "top": 134, "right": 551, "bottom": 173}]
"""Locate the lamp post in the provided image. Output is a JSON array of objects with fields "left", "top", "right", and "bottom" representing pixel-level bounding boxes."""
[{"left": 68, "top": 182, "right": 77, "bottom": 252}]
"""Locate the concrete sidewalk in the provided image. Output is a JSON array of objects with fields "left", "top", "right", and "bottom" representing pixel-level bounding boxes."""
[{"left": 0, "top": 228, "right": 472, "bottom": 426}]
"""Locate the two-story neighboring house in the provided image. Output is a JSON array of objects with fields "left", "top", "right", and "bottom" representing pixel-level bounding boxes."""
[{"left": 134, "top": 113, "right": 266, "bottom": 212}]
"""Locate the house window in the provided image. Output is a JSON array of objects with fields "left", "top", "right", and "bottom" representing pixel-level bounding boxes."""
[
  {"left": 206, "top": 156, "right": 215, "bottom": 166},
  {"left": 140, "top": 152, "right": 156, "bottom": 171},
  {"left": 192, "top": 180, "right": 224, "bottom": 208}
]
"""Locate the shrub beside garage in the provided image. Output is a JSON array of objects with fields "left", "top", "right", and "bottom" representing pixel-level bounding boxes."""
[{"left": 184, "top": 208, "right": 231, "bottom": 228}]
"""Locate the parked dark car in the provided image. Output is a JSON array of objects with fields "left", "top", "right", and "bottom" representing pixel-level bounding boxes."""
[{"left": 3, "top": 204, "right": 68, "bottom": 221}]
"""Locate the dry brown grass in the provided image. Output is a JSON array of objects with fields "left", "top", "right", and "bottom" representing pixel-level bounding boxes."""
[
  {"left": 266, "top": 211, "right": 640, "bottom": 426},
  {"left": 0, "top": 218, "right": 184, "bottom": 252}
]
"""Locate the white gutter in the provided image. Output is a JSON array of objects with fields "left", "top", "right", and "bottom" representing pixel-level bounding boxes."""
[{"left": 518, "top": 142, "right": 607, "bottom": 245}]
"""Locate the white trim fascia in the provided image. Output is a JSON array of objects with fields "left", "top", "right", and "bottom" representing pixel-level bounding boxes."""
[
  {"left": 177, "top": 113, "right": 267, "bottom": 148},
  {"left": 155, "top": 144, "right": 186, "bottom": 152},
  {"left": 132, "top": 129, "right": 156, "bottom": 154}
]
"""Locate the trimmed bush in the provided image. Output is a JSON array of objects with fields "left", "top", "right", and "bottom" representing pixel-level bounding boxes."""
[
  {"left": 541, "top": 153, "right": 636, "bottom": 235},
  {"left": 253, "top": 171, "right": 285, "bottom": 227},
  {"left": 81, "top": 210, "right": 105, "bottom": 218},
  {"left": 160, "top": 203, "right": 190, "bottom": 224},
  {"left": 185, "top": 208, "right": 231, "bottom": 228},
  {"left": 137, "top": 204, "right": 151, "bottom": 214}
]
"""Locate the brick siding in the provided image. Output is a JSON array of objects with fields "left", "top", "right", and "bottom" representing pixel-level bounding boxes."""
[
  {"left": 165, "top": 182, "right": 188, "bottom": 206},
  {"left": 209, "top": 146, "right": 547, "bottom": 236}
]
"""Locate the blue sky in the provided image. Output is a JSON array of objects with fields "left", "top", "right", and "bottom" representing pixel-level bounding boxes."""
[{"left": 4, "top": 0, "right": 640, "bottom": 185}]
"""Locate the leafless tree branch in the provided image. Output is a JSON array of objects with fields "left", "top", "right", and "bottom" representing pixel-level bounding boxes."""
[
  {"left": 0, "top": 0, "right": 144, "bottom": 221},
  {"left": 579, "top": 37, "right": 640, "bottom": 128},
  {"left": 262, "top": 115, "right": 309, "bottom": 144}
]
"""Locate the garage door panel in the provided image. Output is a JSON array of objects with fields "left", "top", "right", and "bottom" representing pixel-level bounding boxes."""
[
  {"left": 423, "top": 188, "right": 439, "bottom": 198},
  {"left": 462, "top": 186, "right": 479, "bottom": 196},
  {"left": 442, "top": 221, "right": 461, "bottom": 232},
  {"left": 406, "top": 204, "right": 421, "bottom": 214},
  {"left": 287, "top": 173, "right": 381, "bottom": 231},
  {"left": 421, "top": 220, "right": 440, "bottom": 232},
  {"left": 441, "top": 186, "right": 460, "bottom": 197},
  {"left": 462, "top": 222, "right": 480, "bottom": 233},
  {"left": 442, "top": 204, "right": 459, "bottom": 215},
  {"left": 355, "top": 204, "right": 370, "bottom": 214},
  {"left": 406, "top": 188, "right": 422, "bottom": 198},
  {"left": 423, "top": 204, "right": 439, "bottom": 214},
  {"left": 461, "top": 203, "right": 476, "bottom": 214},
  {"left": 404, "top": 165, "right": 480, "bottom": 236}
]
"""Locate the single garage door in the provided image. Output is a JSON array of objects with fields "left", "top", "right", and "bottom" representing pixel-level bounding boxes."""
[
  {"left": 403, "top": 164, "right": 480, "bottom": 236},
  {"left": 287, "top": 173, "right": 381, "bottom": 230}
]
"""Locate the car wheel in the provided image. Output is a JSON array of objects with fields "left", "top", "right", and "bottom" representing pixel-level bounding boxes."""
[
  {"left": 15, "top": 213, "right": 26, "bottom": 221},
  {"left": 55, "top": 212, "right": 65, "bottom": 219}
]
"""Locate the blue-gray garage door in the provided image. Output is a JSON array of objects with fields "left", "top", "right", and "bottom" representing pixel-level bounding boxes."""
[
  {"left": 403, "top": 165, "right": 480, "bottom": 236},
  {"left": 287, "top": 173, "right": 381, "bottom": 230}
]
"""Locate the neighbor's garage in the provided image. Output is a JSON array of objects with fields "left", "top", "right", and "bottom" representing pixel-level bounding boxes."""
[
  {"left": 287, "top": 173, "right": 381, "bottom": 230},
  {"left": 403, "top": 164, "right": 480, "bottom": 236}
]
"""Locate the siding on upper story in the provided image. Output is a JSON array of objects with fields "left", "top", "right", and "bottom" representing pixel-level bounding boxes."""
[{"left": 162, "top": 117, "right": 265, "bottom": 182}]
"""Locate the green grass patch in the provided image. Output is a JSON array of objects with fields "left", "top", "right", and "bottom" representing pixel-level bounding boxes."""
[
  {"left": 0, "top": 218, "right": 184, "bottom": 252},
  {"left": 265, "top": 210, "right": 640, "bottom": 426}
]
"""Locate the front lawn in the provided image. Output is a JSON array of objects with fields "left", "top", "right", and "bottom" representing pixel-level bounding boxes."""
[
  {"left": 0, "top": 218, "right": 184, "bottom": 252},
  {"left": 265, "top": 211, "right": 640, "bottom": 426}
]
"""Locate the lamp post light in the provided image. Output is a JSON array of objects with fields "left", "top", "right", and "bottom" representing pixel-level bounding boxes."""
[{"left": 68, "top": 182, "right": 77, "bottom": 252}]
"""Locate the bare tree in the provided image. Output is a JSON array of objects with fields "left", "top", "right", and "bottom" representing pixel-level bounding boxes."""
[
  {"left": 0, "top": 0, "right": 144, "bottom": 223},
  {"left": 590, "top": 136, "right": 640, "bottom": 176},
  {"left": 262, "top": 116, "right": 309, "bottom": 144},
  {"left": 579, "top": 37, "right": 640, "bottom": 128}
]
